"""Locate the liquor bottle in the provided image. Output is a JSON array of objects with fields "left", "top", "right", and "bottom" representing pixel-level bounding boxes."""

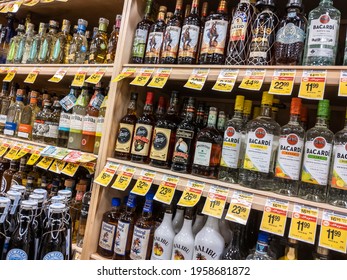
[
  {"left": 247, "top": 0, "right": 278, "bottom": 65},
  {"left": 155, "top": 96, "right": 166, "bottom": 120},
  {"left": 43, "top": 100, "right": 61, "bottom": 145},
  {"left": 172, "top": 205, "right": 185, "bottom": 234},
  {"left": 192, "top": 107, "right": 223, "bottom": 179},
  {"left": 106, "top": 15, "right": 122, "bottom": 63},
  {"left": 97, "top": 198, "right": 121, "bottom": 258},
  {"left": 19, "top": 23, "right": 35, "bottom": 64},
  {"left": 218, "top": 96, "right": 245, "bottom": 183},
  {"left": 27, "top": 23, "right": 47, "bottom": 64},
  {"left": 225, "top": 0, "right": 254, "bottom": 65},
  {"left": 160, "top": 0, "right": 183, "bottom": 64},
  {"left": 302, "top": 0, "right": 341, "bottom": 66},
  {"left": 253, "top": 106, "right": 261, "bottom": 119},
  {"left": 239, "top": 92, "right": 280, "bottom": 190},
  {"left": 171, "top": 97, "right": 197, "bottom": 173},
  {"left": 243, "top": 99, "right": 252, "bottom": 126},
  {"left": 196, "top": 102, "right": 205, "bottom": 132},
  {"left": 113, "top": 193, "right": 137, "bottom": 260},
  {"left": 114, "top": 93, "right": 138, "bottom": 160},
  {"left": 68, "top": 86, "right": 91, "bottom": 150},
  {"left": 274, "top": 98, "right": 305, "bottom": 196},
  {"left": 6, "top": 24, "right": 25, "bottom": 64},
  {"left": 271, "top": 98, "right": 280, "bottom": 122},
  {"left": 313, "top": 246, "right": 329, "bottom": 260},
  {"left": 246, "top": 231, "right": 273, "bottom": 260},
  {"left": 0, "top": 197, "right": 10, "bottom": 257},
  {"left": 199, "top": 0, "right": 229, "bottom": 64},
  {"left": 184, "top": 4, "right": 191, "bottom": 19},
  {"left": 274, "top": 0, "right": 307, "bottom": 65},
  {"left": 37, "top": 20, "right": 59, "bottom": 63},
  {"left": 144, "top": 6, "right": 167, "bottom": 64},
  {"left": 11, "top": 158, "right": 27, "bottom": 187},
  {"left": 32, "top": 99, "right": 51, "bottom": 143},
  {"left": 129, "top": 193, "right": 154, "bottom": 260},
  {"left": 150, "top": 205, "right": 175, "bottom": 260},
  {"left": 222, "top": 223, "right": 244, "bottom": 260},
  {"left": 171, "top": 208, "right": 195, "bottom": 260},
  {"left": 196, "top": 1, "right": 208, "bottom": 64},
  {"left": 131, "top": 92, "right": 155, "bottom": 163},
  {"left": 0, "top": 82, "right": 10, "bottom": 134},
  {"left": 70, "top": 183, "right": 86, "bottom": 243},
  {"left": 131, "top": 0, "right": 154, "bottom": 64},
  {"left": 300, "top": 105, "right": 308, "bottom": 131},
  {"left": 0, "top": 158, "right": 10, "bottom": 193},
  {"left": 150, "top": 91, "right": 180, "bottom": 168},
  {"left": 4, "top": 190, "right": 21, "bottom": 243},
  {"left": 89, "top": 18, "right": 110, "bottom": 63},
  {"left": 4, "top": 89, "right": 25, "bottom": 137},
  {"left": 0, "top": 13, "right": 15, "bottom": 64},
  {"left": 68, "top": 19, "right": 89, "bottom": 64},
  {"left": 299, "top": 100, "right": 333, "bottom": 202},
  {"left": 76, "top": 192, "right": 90, "bottom": 248},
  {"left": 50, "top": 19, "right": 71, "bottom": 63},
  {"left": 94, "top": 95, "right": 108, "bottom": 154},
  {"left": 217, "top": 111, "right": 226, "bottom": 133},
  {"left": 278, "top": 238, "right": 298, "bottom": 260}
]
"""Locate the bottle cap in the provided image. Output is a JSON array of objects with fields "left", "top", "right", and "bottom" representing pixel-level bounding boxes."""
[
  {"left": 159, "top": 6, "right": 167, "bottom": 13},
  {"left": 27, "top": 23, "right": 34, "bottom": 30},
  {"left": 77, "top": 19, "right": 88, "bottom": 29},
  {"left": 112, "top": 197, "right": 121, "bottom": 207},
  {"left": 146, "top": 92, "right": 154, "bottom": 104},
  {"left": 258, "top": 231, "right": 269, "bottom": 243},
  {"left": 234, "top": 95, "right": 245, "bottom": 112},
  {"left": 49, "top": 203, "right": 66, "bottom": 212},
  {"left": 28, "top": 194, "right": 45, "bottom": 204},
  {"left": 62, "top": 19, "right": 70, "bottom": 27},
  {"left": 317, "top": 99, "right": 330, "bottom": 118},
  {"left": 290, "top": 98, "right": 302, "bottom": 115},
  {"left": 49, "top": 20, "right": 59, "bottom": 28},
  {"left": 51, "top": 196, "right": 66, "bottom": 204},
  {"left": 76, "top": 183, "right": 87, "bottom": 192},
  {"left": 166, "top": 12, "right": 174, "bottom": 19},
  {"left": 261, "top": 91, "right": 273, "bottom": 106},
  {"left": 64, "top": 179, "right": 75, "bottom": 188},
  {"left": 243, "top": 100, "right": 253, "bottom": 115},
  {"left": 16, "top": 89, "right": 24, "bottom": 96},
  {"left": 126, "top": 193, "right": 136, "bottom": 208},
  {"left": 10, "top": 185, "right": 26, "bottom": 195},
  {"left": 21, "top": 200, "right": 38, "bottom": 210},
  {"left": 286, "top": 0, "right": 303, "bottom": 10},
  {"left": 58, "top": 189, "right": 72, "bottom": 200},
  {"left": 0, "top": 197, "right": 11, "bottom": 207},
  {"left": 187, "top": 97, "right": 195, "bottom": 107},
  {"left": 33, "top": 189, "right": 47, "bottom": 200},
  {"left": 6, "top": 190, "right": 21, "bottom": 200},
  {"left": 99, "top": 17, "right": 110, "bottom": 26}
]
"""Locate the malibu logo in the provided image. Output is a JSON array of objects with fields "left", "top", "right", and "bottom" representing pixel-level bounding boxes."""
[
  {"left": 255, "top": 128, "right": 266, "bottom": 139},
  {"left": 314, "top": 137, "right": 326, "bottom": 149},
  {"left": 287, "top": 134, "right": 299, "bottom": 146}
]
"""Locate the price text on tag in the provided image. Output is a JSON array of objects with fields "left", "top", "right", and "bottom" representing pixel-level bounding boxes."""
[
  {"left": 260, "top": 198, "right": 289, "bottom": 236},
  {"left": 202, "top": 185, "right": 229, "bottom": 219},
  {"left": 85, "top": 68, "right": 107, "bottom": 84},
  {"left": 24, "top": 69, "right": 40, "bottom": 84},
  {"left": 268, "top": 70, "right": 296, "bottom": 95},
  {"left": 36, "top": 157, "right": 54, "bottom": 170},
  {"left": 26, "top": 148, "right": 43, "bottom": 165},
  {"left": 94, "top": 162, "right": 120, "bottom": 187},
  {"left": 112, "top": 166, "right": 136, "bottom": 191},
  {"left": 298, "top": 70, "right": 327, "bottom": 100},
  {"left": 239, "top": 69, "right": 266, "bottom": 91},
  {"left": 4, "top": 143, "right": 22, "bottom": 160},
  {"left": 212, "top": 69, "right": 239, "bottom": 92},
  {"left": 3, "top": 68, "right": 17, "bottom": 82},
  {"left": 131, "top": 170, "right": 156, "bottom": 196},
  {"left": 112, "top": 67, "right": 137, "bottom": 82},
  {"left": 147, "top": 68, "right": 172, "bottom": 88},
  {"left": 288, "top": 204, "right": 318, "bottom": 244},
  {"left": 49, "top": 160, "right": 66, "bottom": 174},
  {"left": 48, "top": 68, "right": 68, "bottom": 83},
  {"left": 184, "top": 68, "right": 210, "bottom": 91},
  {"left": 338, "top": 70, "right": 347, "bottom": 97},
  {"left": 177, "top": 180, "right": 205, "bottom": 208},
  {"left": 226, "top": 191, "right": 254, "bottom": 225},
  {"left": 14, "top": 145, "right": 33, "bottom": 160},
  {"left": 0, "top": 141, "right": 10, "bottom": 157},
  {"left": 154, "top": 175, "right": 179, "bottom": 205},
  {"left": 71, "top": 69, "right": 87, "bottom": 87},
  {"left": 130, "top": 68, "right": 155, "bottom": 87},
  {"left": 61, "top": 162, "right": 80, "bottom": 177}
]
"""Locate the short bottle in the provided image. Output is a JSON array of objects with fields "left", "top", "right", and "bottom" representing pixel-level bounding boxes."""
[{"left": 246, "top": 231, "right": 273, "bottom": 260}]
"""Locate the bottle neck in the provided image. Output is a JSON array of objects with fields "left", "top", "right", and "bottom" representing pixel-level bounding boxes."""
[
  {"left": 316, "top": 116, "right": 328, "bottom": 128},
  {"left": 255, "top": 240, "right": 269, "bottom": 255},
  {"left": 144, "top": 2, "right": 152, "bottom": 19},
  {"left": 157, "top": 11, "right": 166, "bottom": 21},
  {"left": 217, "top": 0, "right": 228, "bottom": 14},
  {"left": 174, "top": 0, "right": 183, "bottom": 17},
  {"left": 289, "top": 113, "right": 300, "bottom": 125},
  {"left": 191, "top": 0, "right": 199, "bottom": 15},
  {"left": 207, "top": 111, "right": 217, "bottom": 128},
  {"left": 181, "top": 217, "right": 193, "bottom": 230},
  {"left": 98, "top": 22, "right": 108, "bottom": 33},
  {"left": 167, "top": 96, "right": 178, "bottom": 116},
  {"left": 260, "top": 104, "right": 272, "bottom": 118},
  {"left": 233, "top": 109, "right": 243, "bottom": 119},
  {"left": 186, "top": 107, "right": 195, "bottom": 122},
  {"left": 144, "top": 101, "right": 153, "bottom": 115},
  {"left": 127, "top": 99, "right": 137, "bottom": 115},
  {"left": 162, "top": 212, "right": 173, "bottom": 224},
  {"left": 320, "top": 0, "right": 333, "bottom": 6},
  {"left": 204, "top": 216, "right": 220, "bottom": 232}
]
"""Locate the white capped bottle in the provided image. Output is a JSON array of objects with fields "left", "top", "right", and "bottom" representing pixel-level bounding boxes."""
[
  {"left": 192, "top": 213, "right": 206, "bottom": 237},
  {"left": 172, "top": 206, "right": 184, "bottom": 234}
]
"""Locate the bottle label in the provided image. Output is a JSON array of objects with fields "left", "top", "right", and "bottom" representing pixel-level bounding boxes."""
[
  {"left": 201, "top": 20, "right": 228, "bottom": 55},
  {"left": 152, "top": 235, "right": 173, "bottom": 260},
  {"left": 172, "top": 129, "right": 195, "bottom": 164},
  {"left": 301, "top": 138, "right": 332, "bottom": 185},
  {"left": 150, "top": 127, "right": 171, "bottom": 162},
  {"left": 178, "top": 24, "right": 200, "bottom": 58},
  {"left": 131, "top": 124, "right": 153, "bottom": 156},
  {"left": 82, "top": 115, "right": 97, "bottom": 135},
  {"left": 145, "top": 32, "right": 163, "bottom": 59},
  {"left": 193, "top": 245, "right": 221, "bottom": 260},
  {"left": 43, "top": 251, "right": 64, "bottom": 260},
  {"left": 98, "top": 221, "right": 116, "bottom": 251},
  {"left": 69, "top": 114, "right": 83, "bottom": 133},
  {"left": 18, "top": 124, "right": 32, "bottom": 139},
  {"left": 60, "top": 94, "right": 77, "bottom": 111},
  {"left": 33, "top": 119, "right": 45, "bottom": 137},
  {"left": 132, "top": 29, "right": 149, "bottom": 58},
  {"left": 193, "top": 141, "right": 212, "bottom": 167},
  {"left": 229, "top": 11, "right": 248, "bottom": 41},
  {"left": 4, "top": 122, "right": 17, "bottom": 136},
  {"left": 115, "top": 123, "right": 134, "bottom": 153},
  {"left": 114, "top": 221, "right": 130, "bottom": 256},
  {"left": 129, "top": 226, "right": 151, "bottom": 260},
  {"left": 6, "top": 248, "right": 28, "bottom": 260},
  {"left": 172, "top": 242, "right": 192, "bottom": 260},
  {"left": 275, "top": 23, "right": 305, "bottom": 44},
  {"left": 275, "top": 134, "right": 304, "bottom": 181},
  {"left": 161, "top": 26, "right": 181, "bottom": 59},
  {"left": 0, "top": 114, "right": 7, "bottom": 125},
  {"left": 331, "top": 144, "right": 347, "bottom": 190},
  {"left": 45, "top": 121, "right": 59, "bottom": 138},
  {"left": 96, "top": 116, "right": 105, "bottom": 137},
  {"left": 256, "top": 242, "right": 268, "bottom": 254},
  {"left": 307, "top": 15, "right": 338, "bottom": 50},
  {"left": 220, "top": 127, "right": 242, "bottom": 169},
  {"left": 307, "top": 48, "right": 333, "bottom": 58},
  {"left": 243, "top": 128, "right": 274, "bottom": 173},
  {"left": 58, "top": 112, "right": 71, "bottom": 132},
  {"left": 91, "top": 93, "right": 105, "bottom": 110}
]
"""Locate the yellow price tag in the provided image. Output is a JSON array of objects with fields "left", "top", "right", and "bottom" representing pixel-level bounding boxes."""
[
  {"left": 71, "top": 69, "right": 87, "bottom": 87},
  {"left": 130, "top": 68, "right": 155, "bottom": 86},
  {"left": 147, "top": 68, "right": 172, "bottom": 88},
  {"left": 24, "top": 69, "right": 40, "bottom": 84},
  {"left": 212, "top": 69, "right": 239, "bottom": 92},
  {"left": 85, "top": 68, "right": 107, "bottom": 84},
  {"left": 40, "top": 0, "right": 54, "bottom": 3},
  {"left": 36, "top": 157, "right": 54, "bottom": 170},
  {"left": 288, "top": 204, "right": 318, "bottom": 244},
  {"left": 14, "top": 145, "right": 33, "bottom": 160},
  {"left": 26, "top": 149, "right": 42, "bottom": 165},
  {"left": 202, "top": 185, "right": 229, "bottom": 219},
  {"left": 131, "top": 170, "right": 156, "bottom": 196},
  {"left": 298, "top": 70, "right": 327, "bottom": 100},
  {"left": 61, "top": 162, "right": 80, "bottom": 177},
  {"left": 260, "top": 198, "right": 289, "bottom": 236},
  {"left": 239, "top": 69, "right": 266, "bottom": 91},
  {"left": 4, "top": 1, "right": 21, "bottom": 13},
  {"left": 226, "top": 191, "right": 254, "bottom": 225},
  {"left": 184, "top": 68, "right": 210, "bottom": 91},
  {"left": 49, "top": 160, "right": 66, "bottom": 174},
  {"left": 48, "top": 68, "right": 68, "bottom": 83},
  {"left": 112, "top": 67, "right": 137, "bottom": 82},
  {"left": 319, "top": 210, "right": 347, "bottom": 254},
  {"left": 177, "top": 180, "right": 205, "bottom": 208},
  {"left": 112, "top": 166, "right": 136, "bottom": 191},
  {"left": 154, "top": 175, "right": 179, "bottom": 205},
  {"left": 338, "top": 70, "right": 347, "bottom": 97},
  {"left": 0, "top": 141, "right": 11, "bottom": 157},
  {"left": 4, "top": 143, "right": 22, "bottom": 160},
  {"left": 268, "top": 70, "right": 296, "bottom": 96},
  {"left": 81, "top": 162, "right": 96, "bottom": 174},
  {"left": 3, "top": 69, "right": 17, "bottom": 82},
  {"left": 23, "top": 0, "right": 40, "bottom": 6},
  {"left": 94, "top": 162, "right": 120, "bottom": 187}
]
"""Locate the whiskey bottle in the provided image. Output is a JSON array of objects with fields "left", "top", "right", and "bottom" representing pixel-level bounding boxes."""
[
  {"left": 106, "top": 15, "right": 122, "bottom": 63},
  {"left": 94, "top": 95, "right": 108, "bottom": 154},
  {"left": 144, "top": 6, "right": 167, "bottom": 64},
  {"left": 68, "top": 19, "right": 88, "bottom": 64},
  {"left": 88, "top": 18, "right": 110, "bottom": 64},
  {"left": 27, "top": 23, "right": 47, "bottom": 64},
  {"left": 50, "top": 19, "right": 71, "bottom": 64},
  {"left": 37, "top": 20, "right": 59, "bottom": 63},
  {"left": 199, "top": 0, "right": 229, "bottom": 64},
  {"left": 114, "top": 93, "right": 138, "bottom": 160},
  {"left": 43, "top": 100, "right": 61, "bottom": 145},
  {"left": 4, "top": 89, "right": 25, "bottom": 137},
  {"left": 192, "top": 107, "right": 223, "bottom": 179}
]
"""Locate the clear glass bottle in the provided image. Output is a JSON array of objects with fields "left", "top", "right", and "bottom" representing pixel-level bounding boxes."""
[
  {"left": 68, "top": 19, "right": 88, "bottom": 64},
  {"left": 89, "top": 18, "right": 110, "bottom": 64},
  {"left": 27, "top": 23, "right": 47, "bottom": 64},
  {"left": 246, "top": 231, "right": 273, "bottom": 260},
  {"left": 94, "top": 95, "right": 108, "bottom": 154},
  {"left": 50, "top": 19, "right": 71, "bottom": 63},
  {"left": 32, "top": 99, "right": 52, "bottom": 143},
  {"left": 106, "top": 15, "right": 122, "bottom": 63},
  {"left": 70, "top": 183, "right": 86, "bottom": 243},
  {"left": 43, "top": 100, "right": 61, "bottom": 145},
  {"left": 19, "top": 23, "right": 35, "bottom": 64},
  {"left": 76, "top": 192, "right": 90, "bottom": 248},
  {"left": 278, "top": 238, "right": 298, "bottom": 260},
  {"left": 6, "top": 24, "right": 25, "bottom": 64},
  {"left": 0, "top": 82, "right": 10, "bottom": 134},
  {"left": 37, "top": 20, "right": 59, "bottom": 63},
  {"left": 4, "top": 89, "right": 25, "bottom": 137}
]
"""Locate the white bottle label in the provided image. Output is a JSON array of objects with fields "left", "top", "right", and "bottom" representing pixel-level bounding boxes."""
[
  {"left": 70, "top": 114, "right": 83, "bottom": 133},
  {"left": 114, "top": 221, "right": 129, "bottom": 256},
  {"left": 58, "top": 112, "right": 71, "bottom": 132},
  {"left": 145, "top": 32, "right": 164, "bottom": 59},
  {"left": 6, "top": 248, "right": 28, "bottom": 260},
  {"left": 193, "top": 245, "right": 223, "bottom": 260},
  {"left": 98, "top": 221, "right": 116, "bottom": 251},
  {"left": 193, "top": 141, "right": 212, "bottom": 167},
  {"left": 0, "top": 114, "right": 7, "bottom": 125},
  {"left": 178, "top": 24, "right": 200, "bottom": 58},
  {"left": 82, "top": 115, "right": 97, "bottom": 134},
  {"left": 331, "top": 144, "right": 347, "bottom": 190},
  {"left": 129, "top": 226, "right": 151, "bottom": 260},
  {"left": 220, "top": 127, "right": 242, "bottom": 169},
  {"left": 201, "top": 20, "right": 228, "bottom": 55},
  {"left": 45, "top": 122, "right": 59, "bottom": 138},
  {"left": 43, "top": 251, "right": 64, "bottom": 260}
]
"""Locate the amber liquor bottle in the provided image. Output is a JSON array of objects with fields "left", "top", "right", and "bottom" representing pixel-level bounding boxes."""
[
  {"left": 131, "top": 92, "right": 155, "bottom": 163},
  {"left": 199, "top": 0, "right": 229, "bottom": 64},
  {"left": 196, "top": 1, "right": 209, "bottom": 64},
  {"left": 114, "top": 93, "right": 138, "bottom": 160}
]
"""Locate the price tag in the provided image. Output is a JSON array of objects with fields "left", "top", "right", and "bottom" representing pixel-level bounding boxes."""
[
  {"left": 226, "top": 191, "right": 254, "bottom": 225},
  {"left": 14, "top": 145, "right": 33, "bottom": 160},
  {"left": 5, "top": 1, "right": 21, "bottom": 13},
  {"left": 94, "top": 162, "right": 120, "bottom": 187},
  {"left": 48, "top": 68, "right": 68, "bottom": 83},
  {"left": 288, "top": 204, "right": 318, "bottom": 244},
  {"left": 85, "top": 67, "right": 107, "bottom": 84},
  {"left": 36, "top": 157, "right": 54, "bottom": 170},
  {"left": 202, "top": 185, "right": 229, "bottom": 219},
  {"left": 23, "top": 0, "right": 40, "bottom": 6},
  {"left": 41, "top": 146, "right": 58, "bottom": 157},
  {"left": 260, "top": 198, "right": 289, "bottom": 236},
  {"left": 112, "top": 67, "right": 137, "bottom": 82},
  {"left": 268, "top": 70, "right": 296, "bottom": 96},
  {"left": 49, "top": 160, "right": 66, "bottom": 174},
  {"left": 81, "top": 162, "right": 96, "bottom": 175},
  {"left": 338, "top": 70, "right": 347, "bottom": 97},
  {"left": 319, "top": 210, "right": 347, "bottom": 254},
  {"left": 130, "top": 67, "right": 155, "bottom": 86},
  {"left": 147, "top": 68, "right": 172, "bottom": 88},
  {"left": 24, "top": 69, "right": 40, "bottom": 84},
  {"left": 177, "top": 180, "right": 205, "bottom": 208},
  {"left": 184, "top": 68, "right": 210, "bottom": 91},
  {"left": 239, "top": 69, "right": 266, "bottom": 91},
  {"left": 26, "top": 148, "right": 43, "bottom": 165},
  {"left": 3, "top": 69, "right": 17, "bottom": 82},
  {"left": 131, "top": 170, "right": 156, "bottom": 196},
  {"left": 298, "top": 70, "right": 327, "bottom": 100},
  {"left": 51, "top": 148, "right": 70, "bottom": 160},
  {"left": 112, "top": 166, "right": 136, "bottom": 191},
  {"left": 212, "top": 69, "right": 239, "bottom": 92},
  {"left": 154, "top": 175, "right": 179, "bottom": 205},
  {"left": 4, "top": 143, "right": 22, "bottom": 160},
  {"left": 0, "top": 141, "right": 11, "bottom": 157},
  {"left": 71, "top": 68, "right": 87, "bottom": 87},
  {"left": 75, "top": 153, "right": 98, "bottom": 163},
  {"left": 61, "top": 162, "right": 80, "bottom": 177}
]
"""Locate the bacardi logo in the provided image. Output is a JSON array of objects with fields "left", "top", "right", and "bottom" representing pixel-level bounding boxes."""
[
  {"left": 226, "top": 127, "right": 235, "bottom": 137},
  {"left": 313, "top": 137, "right": 326, "bottom": 149},
  {"left": 320, "top": 15, "right": 330, "bottom": 24},
  {"left": 255, "top": 128, "right": 266, "bottom": 139},
  {"left": 287, "top": 134, "right": 299, "bottom": 146}
]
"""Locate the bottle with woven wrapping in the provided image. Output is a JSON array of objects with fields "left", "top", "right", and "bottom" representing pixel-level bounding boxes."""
[{"left": 37, "top": 20, "right": 59, "bottom": 63}]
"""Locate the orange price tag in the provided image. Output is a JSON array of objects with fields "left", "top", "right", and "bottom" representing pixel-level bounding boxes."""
[
  {"left": 260, "top": 198, "right": 289, "bottom": 236},
  {"left": 202, "top": 185, "right": 229, "bottom": 219},
  {"left": 298, "top": 70, "right": 327, "bottom": 100},
  {"left": 154, "top": 175, "right": 179, "bottom": 205}
]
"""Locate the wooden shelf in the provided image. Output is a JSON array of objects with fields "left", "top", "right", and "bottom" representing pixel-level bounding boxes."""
[
  {"left": 90, "top": 253, "right": 108, "bottom": 260},
  {"left": 72, "top": 243, "right": 82, "bottom": 254}
]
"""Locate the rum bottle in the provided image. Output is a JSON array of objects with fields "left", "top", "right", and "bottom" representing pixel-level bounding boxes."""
[
  {"left": 172, "top": 205, "right": 185, "bottom": 234},
  {"left": 196, "top": 1, "right": 208, "bottom": 64},
  {"left": 88, "top": 18, "right": 110, "bottom": 64},
  {"left": 106, "top": 15, "right": 122, "bottom": 63},
  {"left": 243, "top": 99, "right": 252, "bottom": 126}
]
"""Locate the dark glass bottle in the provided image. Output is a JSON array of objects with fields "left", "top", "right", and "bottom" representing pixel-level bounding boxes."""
[
  {"left": 196, "top": 1, "right": 209, "bottom": 63},
  {"left": 11, "top": 157, "right": 28, "bottom": 187},
  {"left": 28, "top": 193, "right": 44, "bottom": 260},
  {"left": 196, "top": 103, "right": 205, "bottom": 133},
  {"left": 0, "top": 197, "right": 10, "bottom": 259},
  {"left": 0, "top": 157, "right": 10, "bottom": 194},
  {"left": 4, "top": 190, "right": 21, "bottom": 246},
  {"left": 0, "top": 13, "right": 16, "bottom": 64},
  {"left": 1, "top": 161, "right": 18, "bottom": 193},
  {"left": 155, "top": 96, "right": 166, "bottom": 121},
  {"left": 222, "top": 223, "right": 244, "bottom": 260}
]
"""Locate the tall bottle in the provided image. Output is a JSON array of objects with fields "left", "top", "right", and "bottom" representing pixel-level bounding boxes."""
[
  {"left": 19, "top": 23, "right": 35, "bottom": 64},
  {"left": 68, "top": 19, "right": 88, "bottom": 64},
  {"left": 27, "top": 23, "right": 47, "bottom": 64},
  {"left": 43, "top": 100, "right": 60, "bottom": 145},
  {"left": 106, "top": 15, "right": 122, "bottom": 63},
  {"left": 302, "top": 0, "right": 341, "bottom": 66},
  {"left": 0, "top": 82, "right": 11, "bottom": 134},
  {"left": 37, "top": 20, "right": 59, "bottom": 63},
  {"left": 196, "top": 1, "right": 208, "bottom": 64},
  {"left": 6, "top": 24, "right": 25, "bottom": 64},
  {"left": 0, "top": 197, "right": 10, "bottom": 258},
  {"left": 199, "top": 0, "right": 229, "bottom": 64},
  {"left": 144, "top": 6, "right": 167, "bottom": 64},
  {"left": 76, "top": 191, "right": 90, "bottom": 248},
  {"left": 32, "top": 99, "right": 52, "bottom": 143},
  {"left": 274, "top": 98, "right": 305, "bottom": 196},
  {"left": 0, "top": 13, "right": 15, "bottom": 64},
  {"left": 50, "top": 19, "right": 71, "bottom": 63},
  {"left": 246, "top": 231, "right": 273, "bottom": 260},
  {"left": 94, "top": 95, "right": 108, "bottom": 154},
  {"left": 4, "top": 89, "right": 25, "bottom": 137},
  {"left": 299, "top": 100, "right": 333, "bottom": 202},
  {"left": 70, "top": 183, "right": 86, "bottom": 243},
  {"left": 89, "top": 18, "right": 110, "bottom": 63}
]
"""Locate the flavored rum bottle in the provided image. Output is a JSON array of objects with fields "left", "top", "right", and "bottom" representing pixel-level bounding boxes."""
[
  {"left": 106, "top": 15, "right": 122, "bottom": 63},
  {"left": 199, "top": 0, "right": 229, "bottom": 64},
  {"left": 114, "top": 93, "right": 138, "bottom": 160},
  {"left": 94, "top": 95, "right": 108, "bottom": 154},
  {"left": 50, "top": 19, "right": 71, "bottom": 63},
  {"left": 192, "top": 107, "right": 223, "bottom": 179},
  {"left": 4, "top": 89, "right": 24, "bottom": 137},
  {"left": 6, "top": 24, "right": 25, "bottom": 64},
  {"left": 88, "top": 18, "right": 110, "bottom": 64},
  {"left": 274, "top": 98, "right": 305, "bottom": 196},
  {"left": 37, "top": 20, "right": 59, "bottom": 63}
]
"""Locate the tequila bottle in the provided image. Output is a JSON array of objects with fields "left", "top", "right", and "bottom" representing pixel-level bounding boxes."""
[
  {"left": 18, "top": 23, "right": 35, "bottom": 64},
  {"left": 6, "top": 24, "right": 25, "bottom": 64},
  {"left": 27, "top": 23, "right": 47, "bottom": 64},
  {"left": 89, "top": 18, "right": 109, "bottom": 64},
  {"left": 302, "top": 0, "right": 340, "bottom": 66},
  {"left": 44, "top": 100, "right": 60, "bottom": 145},
  {"left": 68, "top": 19, "right": 88, "bottom": 64},
  {"left": 0, "top": 13, "right": 15, "bottom": 64},
  {"left": 0, "top": 82, "right": 10, "bottom": 134},
  {"left": 50, "top": 19, "right": 71, "bottom": 63},
  {"left": 37, "top": 20, "right": 59, "bottom": 63},
  {"left": 4, "top": 89, "right": 25, "bottom": 137},
  {"left": 299, "top": 100, "right": 333, "bottom": 202},
  {"left": 106, "top": 15, "right": 122, "bottom": 63},
  {"left": 274, "top": 98, "right": 305, "bottom": 196}
]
